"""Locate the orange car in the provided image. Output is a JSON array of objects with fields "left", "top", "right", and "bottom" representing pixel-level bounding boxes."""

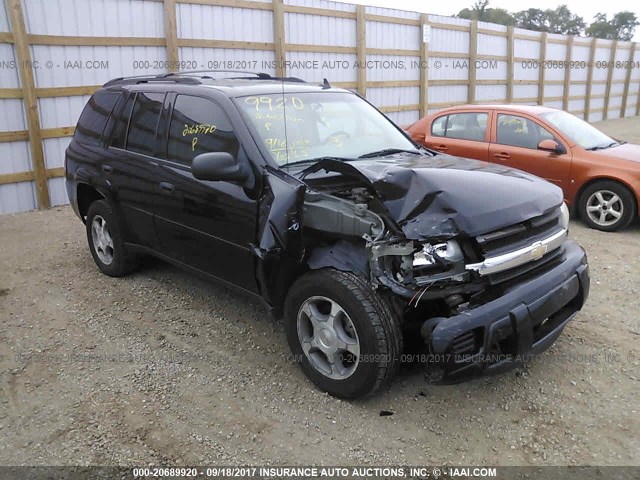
[{"left": 405, "top": 105, "right": 640, "bottom": 231}]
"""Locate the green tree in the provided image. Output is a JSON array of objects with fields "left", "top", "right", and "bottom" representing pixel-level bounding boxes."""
[
  {"left": 547, "top": 5, "right": 585, "bottom": 35},
  {"left": 512, "top": 6, "right": 584, "bottom": 35},
  {"left": 513, "top": 8, "right": 547, "bottom": 31},
  {"left": 457, "top": 0, "right": 516, "bottom": 26},
  {"left": 586, "top": 11, "right": 639, "bottom": 41}
]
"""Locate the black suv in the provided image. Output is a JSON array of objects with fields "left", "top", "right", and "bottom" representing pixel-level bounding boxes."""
[{"left": 66, "top": 72, "right": 590, "bottom": 398}]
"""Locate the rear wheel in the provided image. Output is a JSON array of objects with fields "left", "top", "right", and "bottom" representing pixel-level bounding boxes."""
[
  {"left": 579, "top": 180, "right": 636, "bottom": 232},
  {"left": 284, "top": 269, "right": 402, "bottom": 399},
  {"left": 86, "top": 200, "right": 139, "bottom": 277}
]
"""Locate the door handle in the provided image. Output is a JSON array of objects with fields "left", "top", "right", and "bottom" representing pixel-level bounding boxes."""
[
  {"left": 434, "top": 145, "right": 448, "bottom": 151},
  {"left": 494, "top": 152, "right": 511, "bottom": 160},
  {"left": 102, "top": 164, "right": 113, "bottom": 173},
  {"left": 159, "top": 182, "right": 175, "bottom": 193}
]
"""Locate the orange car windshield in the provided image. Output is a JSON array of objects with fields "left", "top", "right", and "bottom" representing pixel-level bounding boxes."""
[{"left": 540, "top": 111, "right": 615, "bottom": 150}]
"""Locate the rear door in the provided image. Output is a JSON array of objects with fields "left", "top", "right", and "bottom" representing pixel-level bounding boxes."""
[
  {"left": 153, "top": 93, "right": 259, "bottom": 293},
  {"left": 102, "top": 91, "right": 166, "bottom": 247},
  {"left": 424, "top": 111, "right": 490, "bottom": 161},
  {"left": 489, "top": 111, "right": 571, "bottom": 188}
]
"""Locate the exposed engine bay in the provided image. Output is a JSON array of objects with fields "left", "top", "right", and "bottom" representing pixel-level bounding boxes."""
[
  {"left": 302, "top": 177, "right": 485, "bottom": 317},
  {"left": 295, "top": 158, "right": 569, "bottom": 321}
]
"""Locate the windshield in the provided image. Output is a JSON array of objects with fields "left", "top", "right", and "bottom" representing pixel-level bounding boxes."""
[
  {"left": 539, "top": 110, "right": 615, "bottom": 150},
  {"left": 236, "top": 92, "right": 416, "bottom": 165}
]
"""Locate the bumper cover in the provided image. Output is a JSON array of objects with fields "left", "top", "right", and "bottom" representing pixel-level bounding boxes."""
[{"left": 423, "top": 240, "right": 589, "bottom": 383}]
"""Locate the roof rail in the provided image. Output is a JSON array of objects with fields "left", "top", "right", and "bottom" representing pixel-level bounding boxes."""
[
  {"left": 162, "top": 70, "right": 306, "bottom": 83},
  {"left": 161, "top": 69, "right": 272, "bottom": 79},
  {"left": 103, "top": 74, "right": 201, "bottom": 87},
  {"left": 102, "top": 70, "right": 308, "bottom": 88}
]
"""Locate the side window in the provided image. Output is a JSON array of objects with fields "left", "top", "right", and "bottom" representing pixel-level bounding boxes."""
[
  {"left": 74, "top": 91, "right": 120, "bottom": 146},
  {"left": 443, "top": 113, "right": 488, "bottom": 141},
  {"left": 431, "top": 115, "right": 447, "bottom": 137},
  {"left": 126, "top": 92, "right": 165, "bottom": 156},
  {"left": 496, "top": 114, "right": 554, "bottom": 149},
  {"left": 110, "top": 93, "right": 135, "bottom": 149},
  {"left": 167, "top": 95, "right": 239, "bottom": 166}
]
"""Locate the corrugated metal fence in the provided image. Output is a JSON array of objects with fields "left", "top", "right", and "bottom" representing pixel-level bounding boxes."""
[{"left": 1, "top": 0, "right": 639, "bottom": 214}]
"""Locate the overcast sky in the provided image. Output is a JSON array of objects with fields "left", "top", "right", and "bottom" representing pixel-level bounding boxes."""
[{"left": 339, "top": 0, "right": 640, "bottom": 41}]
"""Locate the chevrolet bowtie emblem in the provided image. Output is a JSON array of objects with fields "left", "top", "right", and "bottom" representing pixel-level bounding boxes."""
[{"left": 530, "top": 242, "right": 548, "bottom": 260}]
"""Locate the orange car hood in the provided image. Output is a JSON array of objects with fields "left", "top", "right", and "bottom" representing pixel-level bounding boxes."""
[{"left": 589, "top": 143, "right": 640, "bottom": 165}]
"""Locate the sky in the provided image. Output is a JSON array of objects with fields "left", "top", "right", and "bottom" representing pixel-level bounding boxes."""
[{"left": 339, "top": 0, "right": 640, "bottom": 41}]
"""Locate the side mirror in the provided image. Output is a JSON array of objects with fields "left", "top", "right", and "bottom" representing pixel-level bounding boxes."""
[
  {"left": 192, "top": 152, "right": 248, "bottom": 183},
  {"left": 537, "top": 139, "right": 565, "bottom": 154}
]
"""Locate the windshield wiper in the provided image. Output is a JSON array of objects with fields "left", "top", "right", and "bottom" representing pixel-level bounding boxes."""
[
  {"left": 587, "top": 141, "right": 622, "bottom": 151},
  {"left": 358, "top": 148, "right": 422, "bottom": 159},
  {"left": 281, "top": 156, "right": 356, "bottom": 167}
]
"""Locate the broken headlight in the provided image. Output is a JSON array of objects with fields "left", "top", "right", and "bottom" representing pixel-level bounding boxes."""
[
  {"left": 413, "top": 240, "right": 468, "bottom": 285},
  {"left": 413, "top": 240, "right": 464, "bottom": 268},
  {"left": 559, "top": 202, "right": 570, "bottom": 230}
]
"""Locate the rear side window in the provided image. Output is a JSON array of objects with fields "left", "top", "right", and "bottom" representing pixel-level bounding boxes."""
[
  {"left": 431, "top": 116, "right": 447, "bottom": 137},
  {"left": 110, "top": 93, "right": 135, "bottom": 149},
  {"left": 126, "top": 92, "right": 166, "bottom": 156},
  {"left": 167, "top": 95, "right": 239, "bottom": 165},
  {"left": 432, "top": 113, "right": 488, "bottom": 142},
  {"left": 74, "top": 91, "right": 120, "bottom": 146}
]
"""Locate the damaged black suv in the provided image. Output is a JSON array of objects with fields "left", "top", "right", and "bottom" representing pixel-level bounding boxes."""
[{"left": 66, "top": 72, "right": 590, "bottom": 398}]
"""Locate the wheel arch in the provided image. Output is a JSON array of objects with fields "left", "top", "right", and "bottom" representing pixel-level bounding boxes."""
[
  {"left": 573, "top": 176, "right": 638, "bottom": 217},
  {"left": 76, "top": 183, "right": 107, "bottom": 222},
  {"left": 266, "top": 241, "right": 371, "bottom": 319}
]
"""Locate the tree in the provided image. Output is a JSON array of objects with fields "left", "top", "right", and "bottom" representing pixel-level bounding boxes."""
[
  {"left": 512, "top": 6, "right": 584, "bottom": 35},
  {"left": 547, "top": 5, "right": 585, "bottom": 35},
  {"left": 513, "top": 8, "right": 547, "bottom": 32},
  {"left": 586, "top": 11, "right": 639, "bottom": 41},
  {"left": 457, "top": 0, "right": 515, "bottom": 27}
]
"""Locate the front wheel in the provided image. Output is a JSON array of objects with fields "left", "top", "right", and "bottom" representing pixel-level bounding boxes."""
[
  {"left": 284, "top": 269, "right": 402, "bottom": 399},
  {"left": 579, "top": 181, "right": 636, "bottom": 232}
]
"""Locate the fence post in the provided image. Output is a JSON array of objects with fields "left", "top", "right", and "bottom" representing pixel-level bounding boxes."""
[
  {"left": 7, "top": 0, "right": 50, "bottom": 209},
  {"left": 468, "top": 20, "right": 477, "bottom": 104},
  {"left": 419, "top": 14, "right": 430, "bottom": 116},
  {"left": 272, "top": 0, "right": 286, "bottom": 77},
  {"left": 562, "top": 35, "right": 573, "bottom": 111},
  {"left": 585, "top": 37, "right": 597, "bottom": 121},
  {"left": 621, "top": 43, "right": 636, "bottom": 118},
  {"left": 356, "top": 5, "right": 366, "bottom": 97},
  {"left": 164, "top": 0, "right": 179, "bottom": 72},
  {"left": 603, "top": 40, "right": 617, "bottom": 120},
  {"left": 537, "top": 32, "right": 547, "bottom": 106},
  {"left": 637, "top": 77, "right": 640, "bottom": 115},
  {"left": 506, "top": 26, "right": 514, "bottom": 103}
]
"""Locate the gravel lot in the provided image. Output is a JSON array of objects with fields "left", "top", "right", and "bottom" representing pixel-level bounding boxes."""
[{"left": 1, "top": 117, "right": 639, "bottom": 467}]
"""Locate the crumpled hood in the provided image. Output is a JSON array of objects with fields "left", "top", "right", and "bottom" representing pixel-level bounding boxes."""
[{"left": 300, "top": 153, "right": 564, "bottom": 240}]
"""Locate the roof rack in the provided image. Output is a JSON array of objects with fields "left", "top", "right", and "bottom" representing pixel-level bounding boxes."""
[
  {"left": 162, "top": 69, "right": 272, "bottom": 79},
  {"left": 163, "top": 70, "right": 306, "bottom": 83},
  {"left": 103, "top": 70, "right": 307, "bottom": 87},
  {"left": 102, "top": 74, "right": 201, "bottom": 87}
]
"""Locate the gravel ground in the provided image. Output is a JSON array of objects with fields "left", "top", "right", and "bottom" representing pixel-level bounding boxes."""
[{"left": 0, "top": 118, "right": 639, "bottom": 467}]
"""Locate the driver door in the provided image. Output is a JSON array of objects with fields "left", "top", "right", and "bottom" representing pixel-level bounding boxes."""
[
  {"left": 489, "top": 112, "right": 571, "bottom": 189},
  {"left": 153, "top": 93, "right": 259, "bottom": 293}
]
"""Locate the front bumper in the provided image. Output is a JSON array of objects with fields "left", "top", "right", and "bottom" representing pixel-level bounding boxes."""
[{"left": 422, "top": 240, "right": 589, "bottom": 383}]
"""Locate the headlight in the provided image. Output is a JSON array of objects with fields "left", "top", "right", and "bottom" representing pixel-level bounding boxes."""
[
  {"left": 559, "top": 202, "right": 570, "bottom": 230},
  {"left": 413, "top": 240, "right": 463, "bottom": 267}
]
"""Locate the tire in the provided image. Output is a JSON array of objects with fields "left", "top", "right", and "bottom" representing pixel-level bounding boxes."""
[
  {"left": 85, "top": 199, "right": 139, "bottom": 277},
  {"left": 579, "top": 180, "right": 636, "bottom": 232},
  {"left": 284, "top": 269, "right": 402, "bottom": 399}
]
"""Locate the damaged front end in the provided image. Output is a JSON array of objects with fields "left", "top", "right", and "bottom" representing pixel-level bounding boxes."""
[
  {"left": 258, "top": 155, "right": 589, "bottom": 384},
  {"left": 296, "top": 158, "right": 489, "bottom": 311}
]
